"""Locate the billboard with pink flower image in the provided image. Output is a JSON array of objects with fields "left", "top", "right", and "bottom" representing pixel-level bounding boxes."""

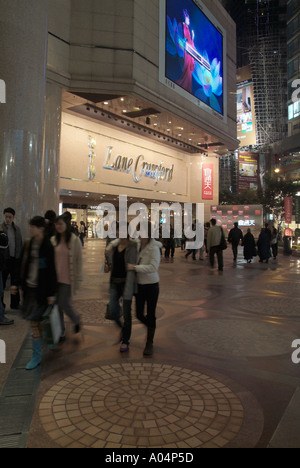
[{"left": 159, "top": 0, "right": 225, "bottom": 116}]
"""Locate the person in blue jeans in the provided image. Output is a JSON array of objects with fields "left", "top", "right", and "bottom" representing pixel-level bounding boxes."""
[
  {"left": 106, "top": 237, "right": 138, "bottom": 352},
  {"left": 0, "top": 226, "right": 14, "bottom": 326}
]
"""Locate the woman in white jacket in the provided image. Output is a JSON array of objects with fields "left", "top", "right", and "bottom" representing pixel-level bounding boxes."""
[
  {"left": 51, "top": 215, "right": 82, "bottom": 339},
  {"left": 128, "top": 236, "right": 161, "bottom": 356}
]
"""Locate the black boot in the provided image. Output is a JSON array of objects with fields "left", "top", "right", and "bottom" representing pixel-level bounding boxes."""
[{"left": 143, "top": 328, "right": 155, "bottom": 356}]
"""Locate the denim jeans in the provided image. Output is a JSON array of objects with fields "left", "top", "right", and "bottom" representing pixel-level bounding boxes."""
[
  {"left": 136, "top": 283, "right": 159, "bottom": 330},
  {"left": 109, "top": 281, "right": 133, "bottom": 345},
  {"left": 56, "top": 283, "right": 80, "bottom": 335}
]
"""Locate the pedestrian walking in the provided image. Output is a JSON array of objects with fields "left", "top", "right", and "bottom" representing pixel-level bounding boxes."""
[
  {"left": 51, "top": 215, "right": 82, "bottom": 340},
  {"left": 243, "top": 228, "right": 256, "bottom": 263},
  {"left": 228, "top": 222, "right": 243, "bottom": 262},
  {"left": 127, "top": 232, "right": 162, "bottom": 356},
  {"left": 165, "top": 234, "right": 175, "bottom": 262},
  {"left": 106, "top": 236, "right": 138, "bottom": 352},
  {"left": 0, "top": 226, "right": 14, "bottom": 326},
  {"left": 185, "top": 224, "right": 197, "bottom": 261},
  {"left": 271, "top": 227, "right": 278, "bottom": 260},
  {"left": 79, "top": 221, "right": 86, "bottom": 247},
  {"left": 207, "top": 219, "right": 224, "bottom": 271},
  {"left": 1, "top": 207, "right": 23, "bottom": 311},
  {"left": 44, "top": 210, "right": 56, "bottom": 240},
  {"left": 19, "top": 217, "right": 57, "bottom": 370},
  {"left": 257, "top": 228, "right": 271, "bottom": 263}
]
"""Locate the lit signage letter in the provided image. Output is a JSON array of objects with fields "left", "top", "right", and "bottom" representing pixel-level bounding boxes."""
[
  {"left": 133, "top": 155, "right": 144, "bottom": 183},
  {"left": 103, "top": 146, "right": 114, "bottom": 170}
]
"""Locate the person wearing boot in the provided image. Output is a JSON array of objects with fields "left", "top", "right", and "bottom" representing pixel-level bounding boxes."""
[
  {"left": 19, "top": 217, "right": 57, "bottom": 370},
  {"left": 128, "top": 228, "right": 162, "bottom": 356}
]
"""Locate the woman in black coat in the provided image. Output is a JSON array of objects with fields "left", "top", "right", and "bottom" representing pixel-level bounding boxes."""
[
  {"left": 19, "top": 217, "right": 57, "bottom": 370},
  {"left": 243, "top": 228, "right": 256, "bottom": 263},
  {"left": 257, "top": 228, "right": 271, "bottom": 263}
]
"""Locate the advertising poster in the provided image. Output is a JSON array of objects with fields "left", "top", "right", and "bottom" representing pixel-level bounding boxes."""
[
  {"left": 237, "top": 79, "right": 256, "bottom": 147},
  {"left": 164, "top": 0, "right": 224, "bottom": 115},
  {"left": 210, "top": 205, "right": 263, "bottom": 238},
  {"left": 238, "top": 152, "right": 259, "bottom": 192}
]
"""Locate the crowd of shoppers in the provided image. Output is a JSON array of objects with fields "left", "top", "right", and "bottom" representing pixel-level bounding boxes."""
[
  {"left": 183, "top": 220, "right": 279, "bottom": 267},
  {"left": 0, "top": 205, "right": 283, "bottom": 372}
]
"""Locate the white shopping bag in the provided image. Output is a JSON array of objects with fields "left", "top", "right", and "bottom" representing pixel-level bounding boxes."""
[{"left": 50, "top": 304, "right": 62, "bottom": 345}]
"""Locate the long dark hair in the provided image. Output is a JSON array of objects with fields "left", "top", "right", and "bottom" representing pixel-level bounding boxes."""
[{"left": 54, "top": 214, "right": 72, "bottom": 245}]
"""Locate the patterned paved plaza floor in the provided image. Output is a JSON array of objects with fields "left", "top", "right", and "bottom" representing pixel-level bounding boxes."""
[
  {"left": 3, "top": 240, "right": 300, "bottom": 448},
  {"left": 38, "top": 362, "right": 246, "bottom": 448}
]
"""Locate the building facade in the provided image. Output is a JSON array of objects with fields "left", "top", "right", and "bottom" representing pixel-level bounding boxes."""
[{"left": 0, "top": 0, "right": 238, "bottom": 233}]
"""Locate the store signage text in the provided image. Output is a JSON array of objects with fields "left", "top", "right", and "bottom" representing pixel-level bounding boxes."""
[
  {"left": 202, "top": 163, "right": 214, "bottom": 200},
  {"left": 103, "top": 146, "right": 174, "bottom": 185},
  {"left": 284, "top": 197, "right": 293, "bottom": 224}
]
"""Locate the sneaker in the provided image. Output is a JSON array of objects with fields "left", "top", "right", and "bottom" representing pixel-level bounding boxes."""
[
  {"left": 120, "top": 343, "right": 129, "bottom": 353},
  {"left": 0, "top": 317, "right": 14, "bottom": 326}
]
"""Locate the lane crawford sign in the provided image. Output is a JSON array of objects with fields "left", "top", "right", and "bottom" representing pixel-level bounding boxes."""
[{"left": 103, "top": 146, "right": 174, "bottom": 186}]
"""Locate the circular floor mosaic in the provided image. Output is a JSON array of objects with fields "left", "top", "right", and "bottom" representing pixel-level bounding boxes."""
[
  {"left": 177, "top": 318, "right": 297, "bottom": 358},
  {"left": 39, "top": 363, "right": 245, "bottom": 448}
]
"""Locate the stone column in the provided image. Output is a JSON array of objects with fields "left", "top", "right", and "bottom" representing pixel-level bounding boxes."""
[
  {"left": 0, "top": 0, "right": 49, "bottom": 235},
  {"left": 42, "top": 81, "right": 62, "bottom": 217}
]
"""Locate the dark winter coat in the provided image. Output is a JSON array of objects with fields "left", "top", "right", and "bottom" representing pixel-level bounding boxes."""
[
  {"left": 19, "top": 236, "right": 57, "bottom": 306},
  {"left": 257, "top": 229, "right": 271, "bottom": 260},
  {"left": 243, "top": 232, "right": 256, "bottom": 260},
  {"left": 0, "top": 232, "right": 9, "bottom": 271},
  {"left": 228, "top": 226, "right": 243, "bottom": 245},
  {"left": 1, "top": 222, "right": 23, "bottom": 259}
]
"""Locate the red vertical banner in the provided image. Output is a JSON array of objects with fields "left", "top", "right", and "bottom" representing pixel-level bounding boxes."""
[
  {"left": 285, "top": 197, "right": 293, "bottom": 224},
  {"left": 202, "top": 164, "right": 214, "bottom": 200}
]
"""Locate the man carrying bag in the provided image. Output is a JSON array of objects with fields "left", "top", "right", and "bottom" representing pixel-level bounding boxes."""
[{"left": 207, "top": 219, "right": 226, "bottom": 272}]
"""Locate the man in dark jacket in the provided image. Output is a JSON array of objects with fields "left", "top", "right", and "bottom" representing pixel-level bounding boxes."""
[
  {"left": 228, "top": 222, "right": 244, "bottom": 262},
  {"left": 2, "top": 207, "right": 23, "bottom": 310},
  {"left": 0, "top": 226, "right": 14, "bottom": 325}
]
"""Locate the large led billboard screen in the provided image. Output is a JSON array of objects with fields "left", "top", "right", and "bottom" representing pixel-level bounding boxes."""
[{"left": 159, "top": 0, "right": 226, "bottom": 118}]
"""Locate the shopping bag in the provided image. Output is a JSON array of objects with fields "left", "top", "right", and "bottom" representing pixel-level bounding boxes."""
[{"left": 42, "top": 304, "right": 62, "bottom": 345}]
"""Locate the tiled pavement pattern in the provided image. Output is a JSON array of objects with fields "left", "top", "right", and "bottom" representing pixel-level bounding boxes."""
[
  {"left": 2, "top": 240, "right": 300, "bottom": 448},
  {"left": 38, "top": 363, "right": 245, "bottom": 448}
]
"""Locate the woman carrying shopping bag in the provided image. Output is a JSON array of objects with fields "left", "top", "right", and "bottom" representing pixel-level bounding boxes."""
[
  {"left": 51, "top": 214, "right": 82, "bottom": 340},
  {"left": 20, "top": 217, "right": 57, "bottom": 370}
]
